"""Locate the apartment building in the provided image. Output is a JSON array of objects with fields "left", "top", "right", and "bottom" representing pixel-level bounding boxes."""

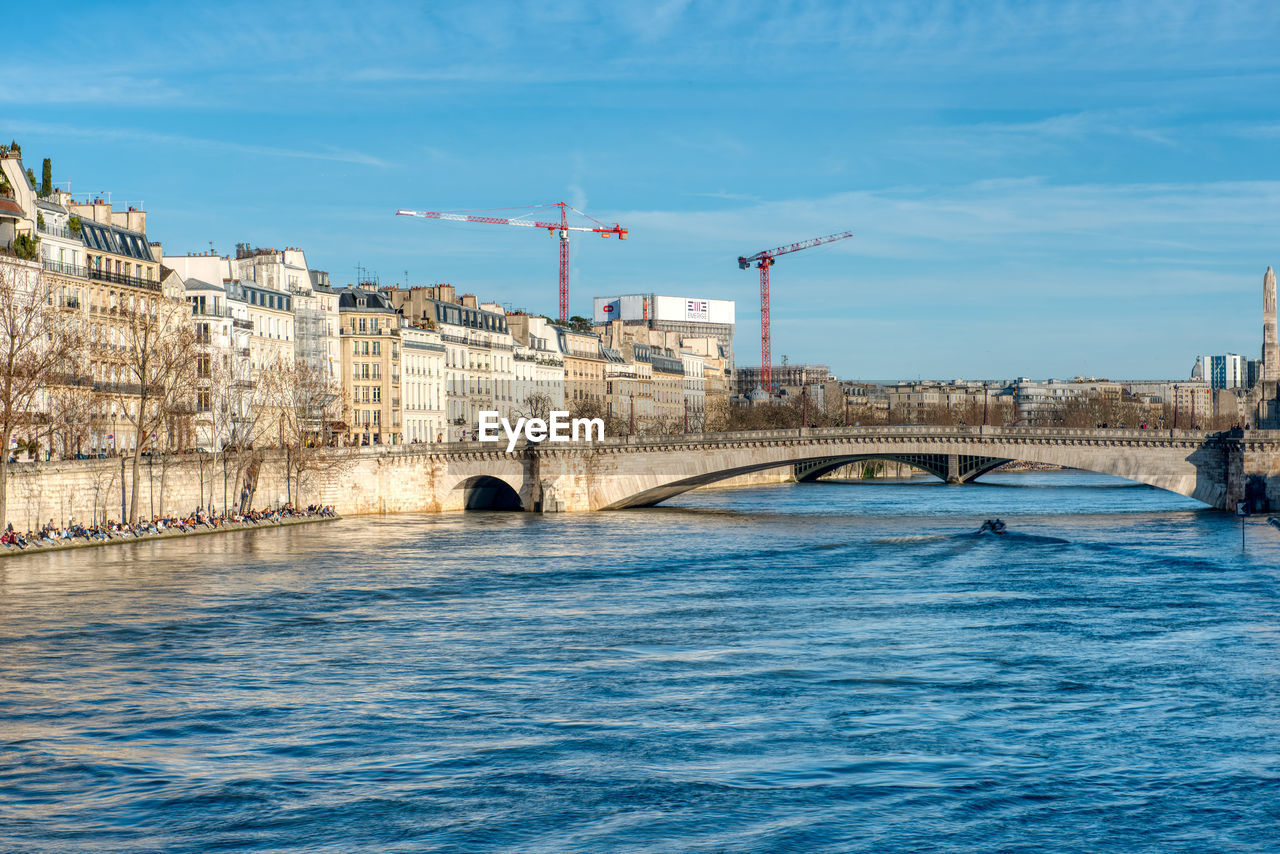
[
  {"left": 183, "top": 276, "right": 254, "bottom": 449},
  {"left": 400, "top": 323, "right": 447, "bottom": 443},
  {"left": 382, "top": 285, "right": 517, "bottom": 436},
  {"left": 507, "top": 313, "right": 566, "bottom": 413},
  {"left": 558, "top": 326, "right": 607, "bottom": 411},
  {"left": 603, "top": 346, "right": 652, "bottom": 427},
  {"left": 233, "top": 246, "right": 338, "bottom": 380},
  {"left": 338, "top": 288, "right": 402, "bottom": 445}
]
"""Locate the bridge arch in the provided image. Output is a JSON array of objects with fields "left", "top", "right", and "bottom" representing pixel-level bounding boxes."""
[
  {"left": 793, "top": 453, "right": 1011, "bottom": 484},
  {"left": 446, "top": 474, "right": 526, "bottom": 511},
  {"left": 578, "top": 428, "right": 1225, "bottom": 510}
]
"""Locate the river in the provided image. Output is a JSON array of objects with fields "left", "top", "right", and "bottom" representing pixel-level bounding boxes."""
[{"left": 2, "top": 472, "right": 1278, "bottom": 852}]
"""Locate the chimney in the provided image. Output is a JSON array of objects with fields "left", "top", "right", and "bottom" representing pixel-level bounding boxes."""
[
  {"left": 1265, "top": 266, "right": 1279, "bottom": 382},
  {"left": 460, "top": 293, "right": 477, "bottom": 309},
  {"left": 127, "top": 207, "right": 146, "bottom": 234},
  {"left": 436, "top": 284, "right": 455, "bottom": 304}
]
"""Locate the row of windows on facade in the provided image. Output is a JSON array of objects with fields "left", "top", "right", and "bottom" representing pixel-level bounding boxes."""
[
  {"left": 348, "top": 316, "right": 392, "bottom": 333},
  {"left": 246, "top": 289, "right": 292, "bottom": 312},
  {"left": 350, "top": 339, "right": 396, "bottom": 358},
  {"left": 96, "top": 290, "right": 158, "bottom": 314},
  {"left": 351, "top": 410, "right": 402, "bottom": 428},
  {"left": 444, "top": 348, "right": 509, "bottom": 373},
  {"left": 402, "top": 387, "right": 442, "bottom": 410},
  {"left": 403, "top": 356, "right": 442, "bottom": 378},
  {"left": 88, "top": 255, "right": 155, "bottom": 282}
]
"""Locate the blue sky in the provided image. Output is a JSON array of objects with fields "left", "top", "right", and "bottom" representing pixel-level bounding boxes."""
[{"left": 6, "top": 0, "right": 1280, "bottom": 379}]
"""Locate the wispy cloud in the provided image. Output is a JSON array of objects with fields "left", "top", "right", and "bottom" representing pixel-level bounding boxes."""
[
  {"left": 0, "top": 70, "right": 184, "bottom": 106},
  {"left": 2, "top": 121, "right": 392, "bottom": 168}
]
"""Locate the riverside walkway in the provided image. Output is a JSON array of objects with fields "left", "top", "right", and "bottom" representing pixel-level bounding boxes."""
[{"left": 1, "top": 511, "right": 339, "bottom": 558}]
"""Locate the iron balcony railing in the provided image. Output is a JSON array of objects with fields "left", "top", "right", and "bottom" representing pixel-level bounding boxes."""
[
  {"left": 42, "top": 259, "right": 88, "bottom": 278},
  {"left": 37, "top": 223, "right": 79, "bottom": 240},
  {"left": 191, "top": 305, "right": 232, "bottom": 318},
  {"left": 89, "top": 267, "right": 162, "bottom": 292},
  {"left": 232, "top": 318, "right": 254, "bottom": 330}
]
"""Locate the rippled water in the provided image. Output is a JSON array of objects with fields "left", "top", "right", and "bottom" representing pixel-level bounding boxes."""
[{"left": 2, "top": 472, "right": 1279, "bottom": 852}]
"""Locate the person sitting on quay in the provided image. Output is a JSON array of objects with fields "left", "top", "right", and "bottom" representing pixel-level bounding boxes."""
[{"left": 3, "top": 504, "right": 337, "bottom": 551}]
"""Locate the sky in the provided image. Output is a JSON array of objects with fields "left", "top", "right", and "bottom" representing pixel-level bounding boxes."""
[{"left": 5, "top": 0, "right": 1280, "bottom": 380}]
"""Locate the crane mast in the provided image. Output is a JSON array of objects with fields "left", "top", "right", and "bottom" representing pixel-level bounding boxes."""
[
  {"left": 396, "top": 202, "right": 628, "bottom": 322},
  {"left": 738, "top": 231, "right": 852, "bottom": 392}
]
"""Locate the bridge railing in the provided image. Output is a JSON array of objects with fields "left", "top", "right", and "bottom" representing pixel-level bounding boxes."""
[{"left": 365, "top": 423, "right": 1228, "bottom": 457}]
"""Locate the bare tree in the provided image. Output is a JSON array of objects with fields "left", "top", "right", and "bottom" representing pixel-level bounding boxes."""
[
  {"left": 47, "top": 380, "right": 104, "bottom": 458},
  {"left": 276, "top": 357, "right": 343, "bottom": 505},
  {"left": 113, "top": 291, "right": 198, "bottom": 520},
  {"left": 569, "top": 396, "right": 626, "bottom": 439},
  {"left": 0, "top": 256, "right": 76, "bottom": 526},
  {"left": 516, "top": 392, "right": 554, "bottom": 423}
]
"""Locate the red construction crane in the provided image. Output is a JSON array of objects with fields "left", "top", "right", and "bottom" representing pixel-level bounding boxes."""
[
  {"left": 738, "top": 231, "right": 853, "bottom": 392},
  {"left": 395, "top": 202, "right": 628, "bottom": 322}
]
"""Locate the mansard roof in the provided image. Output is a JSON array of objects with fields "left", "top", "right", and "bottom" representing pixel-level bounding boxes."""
[{"left": 80, "top": 219, "right": 152, "bottom": 261}]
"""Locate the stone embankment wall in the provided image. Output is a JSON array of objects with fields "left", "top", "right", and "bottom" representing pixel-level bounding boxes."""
[{"left": 3, "top": 454, "right": 301, "bottom": 529}]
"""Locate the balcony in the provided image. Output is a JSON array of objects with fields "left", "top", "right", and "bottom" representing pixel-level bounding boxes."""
[
  {"left": 232, "top": 318, "right": 254, "bottom": 331},
  {"left": 42, "top": 259, "right": 88, "bottom": 278},
  {"left": 37, "top": 222, "right": 78, "bottom": 241},
  {"left": 89, "top": 267, "right": 162, "bottom": 292}
]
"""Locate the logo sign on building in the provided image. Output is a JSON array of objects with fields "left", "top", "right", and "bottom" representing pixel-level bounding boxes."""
[
  {"left": 603, "top": 304, "right": 614, "bottom": 313},
  {"left": 685, "top": 299, "right": 709, "bottom": 322}
]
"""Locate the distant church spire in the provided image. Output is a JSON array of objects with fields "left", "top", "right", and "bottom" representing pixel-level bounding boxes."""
[{"left": 1264, "top": 266, "right": 1278, "bottom": 382}]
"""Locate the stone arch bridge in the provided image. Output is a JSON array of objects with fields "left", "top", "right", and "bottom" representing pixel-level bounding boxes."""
[{"left": 329, "top": 426, "right": 1280, "bottom": 514}]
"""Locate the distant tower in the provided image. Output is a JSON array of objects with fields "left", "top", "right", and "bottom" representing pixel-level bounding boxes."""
[{"left": 1265, "top": 266, "right": 1279, "bottom": 382}]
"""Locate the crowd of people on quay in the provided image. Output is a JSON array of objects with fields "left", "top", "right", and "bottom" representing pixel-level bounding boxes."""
[{"left": 1, "top": 504, "right": 337, "bottom": 551}]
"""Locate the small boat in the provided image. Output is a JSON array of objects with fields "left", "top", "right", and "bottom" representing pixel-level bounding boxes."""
[
  {"left": 978, "top": 518, "right": 1007, "bottom": 535},
  {"left": 1268, "top": 516, "right": 1280, "bottom": 532}
]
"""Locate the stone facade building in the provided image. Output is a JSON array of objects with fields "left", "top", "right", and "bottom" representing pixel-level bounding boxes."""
[
  {"left": 399, "top": 323, "right": 447, "bottom": 444},
  {"left": 338, "top": 288, "right": 402, "bottom": 446}
]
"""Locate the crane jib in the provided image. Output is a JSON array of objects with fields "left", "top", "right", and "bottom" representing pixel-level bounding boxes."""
[{"left": 394, "top": 204, "right": 629, "bottom": 323}]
